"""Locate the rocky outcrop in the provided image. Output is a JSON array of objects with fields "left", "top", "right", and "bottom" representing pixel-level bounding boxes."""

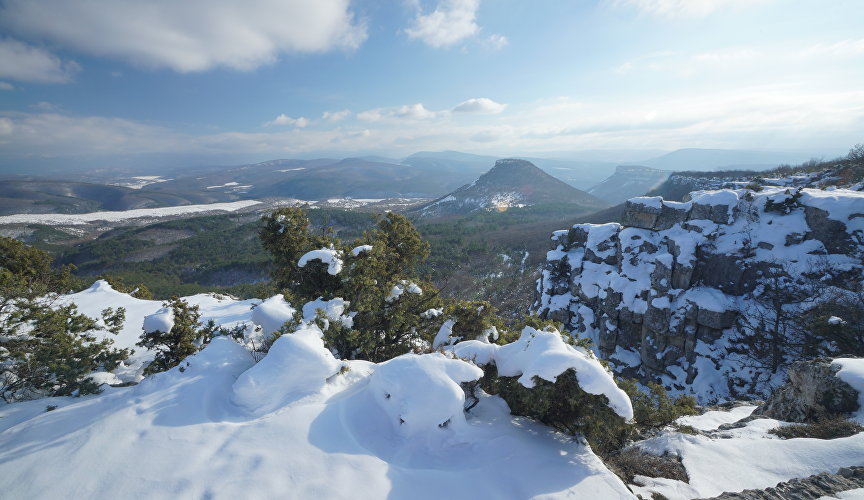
[
  {"left": 755, "top": 358, "right": 861, "bottom": 422},
  {"left": 535, "top": 186, "right": 864, "bottom": 400},
  {"left": 704, "top": 466, "right": 864, "bottom": 500}
]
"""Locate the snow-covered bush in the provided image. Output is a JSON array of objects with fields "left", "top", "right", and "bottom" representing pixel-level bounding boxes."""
[
  {"left": 369, "top": 352, "right": 483, "bottom": 436},
  {"left": 259, "top": 209, "right": 443, "bottom": 361},
  {"left": 232, "top": 326, "right": 343, "bottom": 414},
  {"left": 0, "top": 237, "right": 131, "bottom": 401},
  {"left": 137, "top": 297, "right": 219, "bottom": 375},
  {"left": 452, "top": 326, "right": 634, "bottom": 454}
]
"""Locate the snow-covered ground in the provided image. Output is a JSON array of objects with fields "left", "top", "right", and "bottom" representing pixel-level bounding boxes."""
[
  {"left": 0, "top": 282, "right": 632, "bottom": 499},
  {"left": 1, "top": 283, "right": 862, "bottom": 499},
  {"left": 0, "top": 200, "right": 261, "bottom": 226}
]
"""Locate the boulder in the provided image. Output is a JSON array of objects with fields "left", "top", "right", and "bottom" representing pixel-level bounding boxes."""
[
  {"left": 755, "top": 358, "right": 861, "bottom": 422},
  {"left": 623, "top": 198, "right": 661, "bottom": 229}
]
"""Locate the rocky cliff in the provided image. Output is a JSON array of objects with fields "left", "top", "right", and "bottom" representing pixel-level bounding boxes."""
[{"left": 536, "top": 185, "right": 864, "bottom": 400}]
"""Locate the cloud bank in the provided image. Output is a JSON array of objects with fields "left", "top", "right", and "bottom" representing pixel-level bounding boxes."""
[{"left": 0, "top": 0, "right": 367, "bottom": 72}]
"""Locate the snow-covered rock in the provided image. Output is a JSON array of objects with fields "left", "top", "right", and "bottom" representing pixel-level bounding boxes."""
[
  {"left": 536, "top": 186, "right": 864, "bottom": 400},
  {"left": 452, "top": 327, "right": 633, "bottom": 420}
]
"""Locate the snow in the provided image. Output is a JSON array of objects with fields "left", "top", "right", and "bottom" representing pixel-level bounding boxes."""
[
  {"left": 629, "top": 196, "right": 663, "bottom": 209},
  {"left": 676, "top": 405, "right": 757, "bottom": 431},
  {"left": 250, "top": 294, "right": 296, "bottom": 336},
  {"left": 351, "top": 244, "right": 373, "bottom": 256},
  {"left": 638, "top": 420, "right": 864, "bottom": 499},
  {"left": 828, "top": 315, "right": 847, "bottom": 325},
  {"left": 232, "top": 326, "right": 343, "bottom": 414},
  {"left": 369, "top": 353, "right": 482, "bottom": 436},
  {"left": 832, "top": 358, "right": 864, "bottom": 422},
  {"left": 142, "top": 306, "right": 174, "bottom": 334},
  {"left": 0, "top": 287, "right": 634, "bottom": 499},
  {"left": 302, "top": 297, "right": 353, "bottom": 329},
  {"left": 0, "top": 200, "right": 261, "bottom": 225},
  {"left": 298, "top": 248, "right": 343, "bottom": 275},
  {"left": 432, "top": 319, "right": 456, "bottom": 349},
  {"left": 386, "top": 280, "right": 423, "bottom": 302},
  {"left": 452, "top": 327, "right": 633, "bottom": 420}
]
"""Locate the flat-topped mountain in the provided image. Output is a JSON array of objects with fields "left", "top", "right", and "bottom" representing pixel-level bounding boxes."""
[
  {"left": 588, "top": 165, "right": 671, "bottom": 204},
  {"left": 415, "top": 159, "right": 609, "bottom": 217}
]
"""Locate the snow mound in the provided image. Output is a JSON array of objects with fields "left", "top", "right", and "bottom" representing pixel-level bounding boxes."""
[
  {"left": 142, "top": 306, "right": 173, "bottom": 334},
  {"left": 369, "top": 353, "right": 483, "bottom": 436},
  {"left": 298, "top": 248, "right": 343, "bottom": 275},
  {"left": 452, "top": 327, "right": 633, "bottom": 420},
  {"left": 251, "top": 294, "right": 296, "bottom": 336},
  {"left": 232, "top": 327, "right": 343, "bottom": 414}
]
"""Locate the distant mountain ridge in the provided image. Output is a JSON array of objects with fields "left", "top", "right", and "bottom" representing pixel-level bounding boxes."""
[
  {"left": 414, "top": 159, "right": 608, "bottom": 217},
  {"left": 587, "top": 165, "right": 671, "bottom": 204}
]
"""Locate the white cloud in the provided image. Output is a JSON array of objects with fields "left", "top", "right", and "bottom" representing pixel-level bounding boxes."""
[
  {"left": 264, "top": 114, "right": 308, "bottom": 128},
  {"left": 358, "top": 103, "right": 440, "bottom": 122},
  {"left": 0, "top": 39, "right": 79, "bottom": 83},
  {"left": 0, "top": 0, "right": 366, "bottom": 73},
  {"left": 0, "top": 82, "right": 13, "bottom": 90},
  {"left": 612, "top": 0, "right": 768, "bottom": 18},
  {"left": 452, "top": 98, "right": 506, "bottom": 114},
  {"left": 484, "top": 34, "right": 508, "bottom": 50},
  {"left": 322, "top": 109, "right": 351, "bottom": 122},
  {"left": 800, "top": 39, "right": 864, "bottom": 59},
  {"left": 405, "top": 0, "right": 481, "bottom": 48}
]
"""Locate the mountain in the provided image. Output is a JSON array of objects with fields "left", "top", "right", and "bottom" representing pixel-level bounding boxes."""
[
  {"left": 0, "top": 180, "right": 233, "bottom": 216},
  {"left": 638, "top": 148, "right": 820, "bottom": 172},
  {"left": 414, "top": 159, "right": 609, "bottom": 217},
  {"left": 587, "top": 165, "right": 671, "bottom": 204}
]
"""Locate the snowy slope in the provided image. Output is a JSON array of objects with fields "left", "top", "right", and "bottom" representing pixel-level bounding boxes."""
[{"left": 0, "top": 284, "right": 633, "bottom": 500}]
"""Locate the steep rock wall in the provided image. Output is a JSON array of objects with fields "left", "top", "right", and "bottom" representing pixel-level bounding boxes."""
[{"left": 536, "top": 186, "right": 864, "bottom": 400}]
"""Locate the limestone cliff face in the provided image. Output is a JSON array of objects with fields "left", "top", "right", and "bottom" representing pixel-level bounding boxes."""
[{"left": 535, "top": 186, "right": 864, "bottom": 400}]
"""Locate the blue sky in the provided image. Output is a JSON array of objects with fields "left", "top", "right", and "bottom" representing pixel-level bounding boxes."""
[{"left": 0, "top": 0, "right": 862, "bottom": 168}]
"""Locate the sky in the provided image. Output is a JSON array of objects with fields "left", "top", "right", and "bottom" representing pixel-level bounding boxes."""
[{"left": 0, "top": 0, "right": 862, "bottom": 170}]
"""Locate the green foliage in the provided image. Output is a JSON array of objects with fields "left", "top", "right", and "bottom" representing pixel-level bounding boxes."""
[
  {"left": 803, "top": 289, "right": 864, "bottom": 358},
  {"left": 137, "top": 297, "right": 210, "bottom": 375},
  {"left": 480, "top": 365, "right": 631, "bottom": 455},
  {"left": 0, "top": 237, "right": 131, "bottom": 401},
  {"left": 617, "top": 379, "right": 698, "bottom": 431},
  {"left": 259, "top": 207, "right": 338, "bottom": 302},
  {"left": 769, "top": 416, "right": 864, "bottom": 440},
  {"left": 444, "top": 300, "right": 506, "bottom": 344},
  {"left": 97, "top": 274, "right": 154, "bottom": 299},
  {"left": 260, "top": 209, "right": 442, "bottom": 362}
]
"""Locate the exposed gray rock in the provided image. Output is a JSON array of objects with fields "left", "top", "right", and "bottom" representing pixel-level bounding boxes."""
[
  {"left": 805, "top": 206, "right": 854, "bottom": 254},
  {"left": 703, "top": 466, "right": 864, "bottom": 500},
  {"left": 623, "top": 198, "right": 661, "bottom": 229},
  {"left": 755, "top": 358, "right": 861, "bottom": 422}
]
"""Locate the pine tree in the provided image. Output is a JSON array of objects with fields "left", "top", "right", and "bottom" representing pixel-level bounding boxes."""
[
  {"left": 0, "top": 237, "right": 130, "bottom": 401},
  {"left": 137, "top": 297, "right": 209, "bottom": 375}
]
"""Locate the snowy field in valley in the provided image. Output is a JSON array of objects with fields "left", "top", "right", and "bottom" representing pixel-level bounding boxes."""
[{"left": 0, "top": 200, "right": 261, "bottom": 226}]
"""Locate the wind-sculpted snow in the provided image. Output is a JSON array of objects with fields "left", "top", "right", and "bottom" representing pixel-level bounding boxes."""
[
  {"left": 0, "top": 285, "right": 634, "bottom": 499},
  {"left": 369, "top": 353, "right": 483, "bottom": 436},
  {"left": 232, "top": 326, "right": 343, "bottom": 414},
  {"left": 452, "top": 327, "right": 634, "bottom": 420},
  {"left": 250, "top": 294, "right": 296, "bottom": 336}
]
